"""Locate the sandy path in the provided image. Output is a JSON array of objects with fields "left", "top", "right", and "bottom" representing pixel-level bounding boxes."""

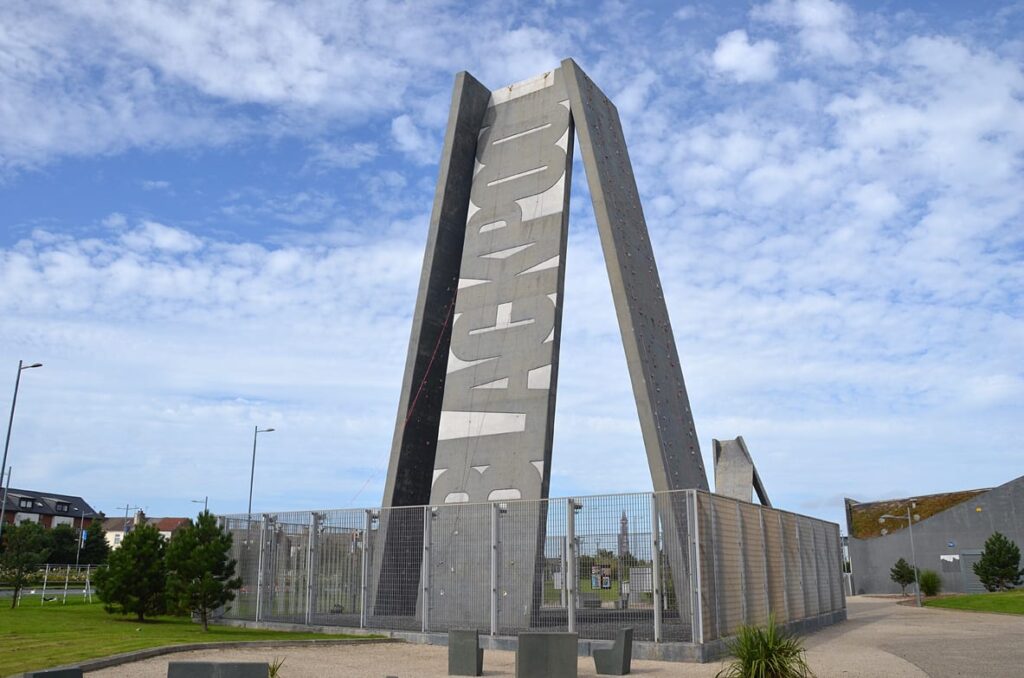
[{"left": 89, "top": 597, "right": 1024, "bottom": 677}]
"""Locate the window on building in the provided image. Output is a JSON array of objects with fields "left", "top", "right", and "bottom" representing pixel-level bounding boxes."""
[
  {"left": 56, "top": 501, "right": 70, "bottom": 512},
  {"left": 114, "top": 533, "right": 122, "bottom": 544},
  {"left": 19, "top": 497, "right": 33, "bottom": 509}
]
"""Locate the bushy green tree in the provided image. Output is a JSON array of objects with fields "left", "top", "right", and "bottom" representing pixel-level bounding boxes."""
[
  {"left": 973, "top": 532, "right": 1023, "bottom": 592},
  {"left": 48, "top": 524, "right": 79, "bottom": 564},
  {"left": 889, "top": 557, "right": 916, "bottom": 596},
  {"left": 0, "top": 521, "right": 51, "bottom": 608},
  {"left": 166, "top": 511, "right": 242, "bottom": 631},
  {"left": 80, "top": 520, "right": 110, "bottom": 565},
  {"left": 94, "top": 523, "right": 167, "bottom": 621}
]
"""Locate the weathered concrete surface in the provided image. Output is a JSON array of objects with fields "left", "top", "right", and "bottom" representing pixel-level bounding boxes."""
[
  {"left": 383, "top": 71, "right": 491, "bottom": 510},
  {"left": 374, "top": 72, "right": 491, "bottom": 618},
  {"left": 424, "top": 68, "right": 574, "bottom": 630},
  {"left": 91, "top": 598, "right": 1024, "bottom": 678},
  {"left": 847, "top": 474, "right": 1024, "bottom": 594},
  {"left": 712, "top": 437, "right": 770, "bottom": 506},
  {"left": 430, "top": 68, "right": 572, "bottom": 507}
]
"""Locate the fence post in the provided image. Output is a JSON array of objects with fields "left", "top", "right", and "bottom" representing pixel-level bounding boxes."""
[
  {"left": 305, "top": 512, "right": 318, "bottom": 626},
  {"left": 709, "top": 498, "right": 721, "bottom": 639},
  {"left": 759, "top": 509, "right": 770, "bottom": 619},
  {"left": 360, "top": 510, "right": 372, "bottom": 629},
  {"left": 422, "top": 505, "right": 432, "bottom": 633},
  {"left": 650, "top": 493, "right": 663, "bottom": 642},
  {"left": 559, "top": 534, "right": 567, "bottom": 608},
  {"left": 41, "top": 564, "right": 49, "bottom": 605},
  {"left": 256, "top": 515, "right": 266, "bottom": 622},
  {"left": 688, "top": 490, "right": 703, "bottom": 644},
  {"left": 490, "top": 502, "right": 499, "bottom": 636},
  {"left": 566, "top": 497, "right": 577, "bottom": 633},
  {"left": 62, "top": 564, "right": 71, "bottom": 604},
  {"left": 795, "top": 516, "right": 806, "bottom": 614},
  {"left": 735, "top": 503, "right": 747, "bottom": 624},
  {"left": 778, "top": 514, "right": 790, "bottom": 620},
  {"left": 809, "top": 520, "right": 820, "bottom": 614}
]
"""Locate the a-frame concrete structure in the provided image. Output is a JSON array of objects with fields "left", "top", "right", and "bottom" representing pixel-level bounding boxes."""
[{"left": 375, "top": 59, "right": 708, "bottom": 626}]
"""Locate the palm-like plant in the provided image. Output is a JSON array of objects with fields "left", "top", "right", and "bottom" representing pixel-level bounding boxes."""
[{"left": 716, "top": 614, "right": 814, "bottom": 678}]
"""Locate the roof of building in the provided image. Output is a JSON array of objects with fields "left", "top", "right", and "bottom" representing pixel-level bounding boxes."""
[
  {"left": 845, "top": 487, "right": 991, "bottom": 539},
  {"left": 152, "top": 517, "right": 190, "bottom": 532},
  {"left": 1, "top": 487, "right": 97, "bottom": 518}
]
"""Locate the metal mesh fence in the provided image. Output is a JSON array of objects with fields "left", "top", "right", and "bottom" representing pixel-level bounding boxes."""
[{"left": 220, "top": 489, "right": 844, "bottom": 646}]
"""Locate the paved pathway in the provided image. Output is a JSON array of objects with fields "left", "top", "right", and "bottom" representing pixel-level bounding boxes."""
[{"left": 89, "top": 597, "right": 1024, "bottom": 677}]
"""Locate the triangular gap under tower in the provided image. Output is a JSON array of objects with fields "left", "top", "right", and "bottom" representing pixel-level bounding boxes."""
[{"left": 547, "top": 123, "right": 650, "bottom": 497}]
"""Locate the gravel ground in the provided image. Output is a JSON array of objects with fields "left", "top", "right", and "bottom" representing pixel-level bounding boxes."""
[{"left": 89, "top": 596, "right": 1024, "bottom": 677}]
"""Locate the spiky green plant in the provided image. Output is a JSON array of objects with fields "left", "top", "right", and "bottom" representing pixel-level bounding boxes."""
[
  {"left": 716, "top": 614, "right": 814, "bottom": 678},
  {"left": 269, "top": 656, "right": 286, "bottom": 677}
]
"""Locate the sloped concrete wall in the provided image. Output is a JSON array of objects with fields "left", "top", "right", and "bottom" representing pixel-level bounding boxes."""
[{"left": 848, "top": 475, "right": 1024, "bottom": 594}]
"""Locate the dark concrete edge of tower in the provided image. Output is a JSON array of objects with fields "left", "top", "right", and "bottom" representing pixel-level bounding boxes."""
[{"left": 380, "top": 71, "right": 491, "bottom": 509}]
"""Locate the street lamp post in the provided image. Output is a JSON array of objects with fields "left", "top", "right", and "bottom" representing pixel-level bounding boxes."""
[
  {"left": 0, "top": 360, "right": 43, "bottom": 543},
  {"left": 881, "top": 504, "right": 921, "bottom": 607},
  {"left": 192, "top": 496, "right": 209, "bottom": 513},
  {"left": 247, "top": 426, "right": 275, "bottom": 526}
]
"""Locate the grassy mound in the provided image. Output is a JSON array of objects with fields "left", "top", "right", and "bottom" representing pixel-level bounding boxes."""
[{"left": 0, "top": 599, "right": 365, "bottom": 676}]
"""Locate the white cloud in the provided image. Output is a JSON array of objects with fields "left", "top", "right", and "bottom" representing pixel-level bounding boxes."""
[
  {"left": 712, "top": 30, "right": 780, "bottom": 83},
  {"left": 121, "top": 221, "right": 203, "bottom": 253},
  {"left": 304, "top": 141, "right": 378, "bottom": 172},
  {"left": 390, "top": 114, "right": 435, "bottom": 165},
  {"left": 753, "top": 0, "right": 860, "bottom": 63},
  {"left": 674, "top": 7, "right": 698, "bottom": 22},
  {"left": 0, "top": 1, "right": 571, "bottom": 173}
]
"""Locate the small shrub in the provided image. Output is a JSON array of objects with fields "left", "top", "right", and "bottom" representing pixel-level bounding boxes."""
[
  {"left": 269, "top": 656, "right": 286, "bottom": 677},
  {"left": 918, "top": 569, "right": 942, "bottom": 597},
  {"left": 716, "top": 614, "right": 814, "bottom": 678}
]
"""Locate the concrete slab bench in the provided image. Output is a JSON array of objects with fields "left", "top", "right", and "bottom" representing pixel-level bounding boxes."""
[
  {"left": 167, "top": 662, "right": 270, "bottom": 678},
  {"left": 448, "top": 629, "right": 484, "bottom": 676},
  {"left": 516, "top": 631, "right": 578, "bottom": 678},
  {"left": 593, "top": 627, "right": 633, "bottom": 675},
  {"left": 24, "top": 670, "right": 83, "bottom": 678}
]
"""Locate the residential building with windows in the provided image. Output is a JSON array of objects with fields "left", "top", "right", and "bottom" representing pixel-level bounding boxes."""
[
  {"left": 0, "top": 487, "right": 98, "bottom": 530},
  {"left": 102, "top": 510, "right": 189, "bottom": 548}
]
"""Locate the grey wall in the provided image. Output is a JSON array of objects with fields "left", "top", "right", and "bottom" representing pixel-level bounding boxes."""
[{"left": 848, "top": 475, "right": 1024, "bottom": 594}]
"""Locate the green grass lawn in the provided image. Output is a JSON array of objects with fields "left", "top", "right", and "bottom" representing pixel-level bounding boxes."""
[
  {"left": 0, "top": 599, "right": 364, "bottom": 677},
  {"left": 924, "top": 589, "right": 1024, "bottom": 615}
]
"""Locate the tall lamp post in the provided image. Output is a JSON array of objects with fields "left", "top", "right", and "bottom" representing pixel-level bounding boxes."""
[
  {"left": 0, "top": 360, "right": 43, "bottom": 542},
  {"left": 247, "top": 426, "right": 275, "bottom": 526},
  {"left": 192, "top": 496, "right": 209, "bottom": 513},
  {"left": 881, "top": 504, "right": 920, "bottom": 607}
]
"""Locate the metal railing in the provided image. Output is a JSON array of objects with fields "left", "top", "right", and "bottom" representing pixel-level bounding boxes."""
[{"left": 220, "top": 489, "right": 844, "bottom": 645}]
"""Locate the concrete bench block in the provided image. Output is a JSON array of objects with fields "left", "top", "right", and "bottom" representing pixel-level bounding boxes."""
[
  {"left": 448, "top": 629, "right": 484, "bottom": 676},
  {"left": 594, "top": 627, "right": 633, "bottom": 675},
  {"left": 516, "top": 632, "right": 578, "bottom": 678},
  {"left": 25, "top": 670, "right": 83, "bottom": 678},
  {"left": 167, "top": 662, "right": 269, "bottom": 678}
]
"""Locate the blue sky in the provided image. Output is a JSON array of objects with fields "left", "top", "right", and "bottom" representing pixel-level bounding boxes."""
[{"left": 1, "top": 0, "right": 1021, "bottom": 529}]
